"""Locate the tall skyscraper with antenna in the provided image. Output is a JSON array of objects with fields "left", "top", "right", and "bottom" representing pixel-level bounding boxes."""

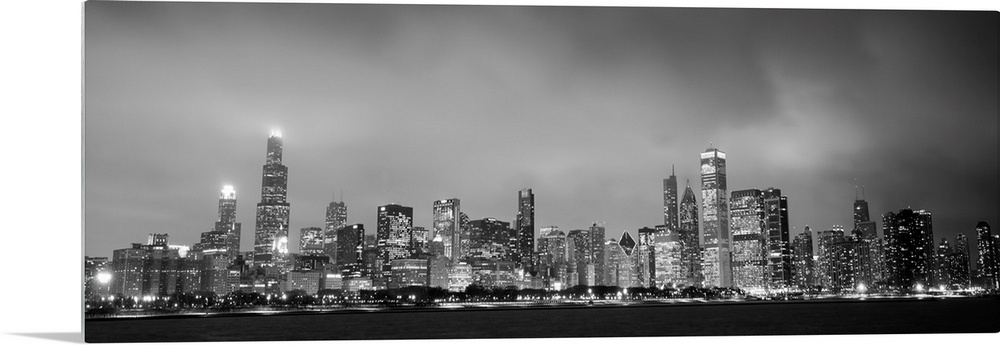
[
  {"left": 253, "top": 130, "right": 291, "bottom": 267},
  {"left": 700, "top": 146, "right": 731, "bottom": 287},
  {"left": 663, "top": 166, "right": 679, "bottom": 229}
]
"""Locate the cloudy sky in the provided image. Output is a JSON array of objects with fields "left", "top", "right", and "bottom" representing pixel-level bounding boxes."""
[{"left": 84, "top": 2, "right": 997, "bottom": 261}]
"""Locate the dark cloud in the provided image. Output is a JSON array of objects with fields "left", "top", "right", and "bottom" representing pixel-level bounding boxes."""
[{"left": 85, "top": 3, "right": 997, "bottom": 264}]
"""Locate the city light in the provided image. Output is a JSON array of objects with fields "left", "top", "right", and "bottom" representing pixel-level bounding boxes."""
[{"left": 96, "top": 272, "right": 112, "bottom": 284}]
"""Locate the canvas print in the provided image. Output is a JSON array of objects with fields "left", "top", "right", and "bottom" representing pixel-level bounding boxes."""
[{"left": 83, "top": 1, "right": 999, "bottom": 343}]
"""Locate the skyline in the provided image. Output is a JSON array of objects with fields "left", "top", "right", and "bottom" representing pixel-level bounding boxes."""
[{"left": 84, "top": 3, "right": 998, "bottom": 260}]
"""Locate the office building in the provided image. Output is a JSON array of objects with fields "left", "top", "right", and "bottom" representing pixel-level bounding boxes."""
[
  {"left": 253, "top": 130, "right": 291, "bottom": 267},
  {"left": 730, "top": 189, "right": 766, "bottom": 294},
  {"left": 516, "top": 189, "right": 535, "bottom": 271},
  {"left": 653, "top": 225, "right": 685, "bottom": 288},
  {"left": 763, "top": 188, "right": 791, "bottom": 290},
  {"left": 299, "top": 226, "right": 324, "bottom": 256},
  {"left": 214, "top": 185, "right": 241, "bottom": 260},
  {"left": 977, "top": 222, "right": 999, "bottom": 290},
  {"left": 324, "top": 199, "right": 347, "bottom": 265},
  {"left": 664, "top": 166, "right": 679, "bottom": 229},
  {"left": 883, "top": 209, "right": 934, "bottom": 292},
  {"left": 433, "top": 198, "right": 461, "bottom": 262},
  {"left": 679, "top": 183, "right": 701, "bottom": 286},
  {"left": 791, "top": 226, "right": 815, "bottom": 290},
  {"left": 336, "top": 224, "right": 365, "bottom": 278},
  {"left": 700, "top": 146, "right": 731, "bottom": 287}
]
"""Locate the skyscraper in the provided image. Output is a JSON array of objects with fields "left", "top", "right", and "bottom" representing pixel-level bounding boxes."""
[
  {"left": 763, "top": 188, "right": 791, "bottom": 290},
  {"left": 589, "top": 222, "right": 606, "bottom": 286},
  {"left": 883, "top": 209, "right": 934, "bottom": 292},
  {"left": 679, "top": 183, "right": 701, "bottom": 286},
  {"left": 791, "top": 226, "right": 815, "bottom": 290},
  {"left": 615, "top": 231, "right": 639, "bottom": 288},
  {"left": 253, "top": 130, "right": 291, "bottom": 267},
  {"left": 949, "top": 233, "right": 971, "bottom": 289},
  {"left": 730, "top": 189, "right": 766, "bottom": 294},
  {"left": 336, "top": 224, "right": 365, "bottom": 279},
  {"left": 853, "top": 188, "right": 877, "bottom": 239},
  {"left": 433, "top": 198, "right": 461, "bottom": 262},
  {"left": 324, "top": 198, "right": 347, "bottom": 264},
  {"left": 516, "top": 189, "right": 535, "bottom": 271},
  {"left": 653, "top": 225, "right": 685, "bottom": 288},
  {"left": 536, "top": 227, "right": 568, "bottom": 289},
  {"left": 636, "top": 227, "right": 657, "bottom": 288},
  {"left": 566, "top": 229, "right": 592, "bottom": 286},
  {"left": 976, "top": 222, "right": 999, "bottom": 290},
  {"left": 663, "top": 166, "right": 679, "bottom": 229},
  {"left": 215, "top": 185, "right": 241, "bottom": 260},
  {"left": 467, "top": 217, "right": 513, "bottom": 261},
  {"left": 700, "top": 147, "right": 730, "bottom": 287},
  {"left": 377, "top": 204, "right": 414, "bottom": 281}
]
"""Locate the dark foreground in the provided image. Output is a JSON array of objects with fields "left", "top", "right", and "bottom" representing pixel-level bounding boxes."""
[{"left": 85, "top": 297, "right": 1000, "bottom": 343}]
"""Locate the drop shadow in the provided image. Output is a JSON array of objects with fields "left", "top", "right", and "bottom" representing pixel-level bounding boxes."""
[{"left": 10, "top": 332, "right": 82, "bottom": 343}]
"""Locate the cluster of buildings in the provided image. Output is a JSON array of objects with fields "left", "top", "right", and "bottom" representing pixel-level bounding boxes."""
[{"left": 85, "top": 132, "right": 1000, "bottom": 301}]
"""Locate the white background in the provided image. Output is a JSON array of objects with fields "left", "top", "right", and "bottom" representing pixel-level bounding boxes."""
[{"left": 0, "top": 1, "right": 996, "bottom": 344}]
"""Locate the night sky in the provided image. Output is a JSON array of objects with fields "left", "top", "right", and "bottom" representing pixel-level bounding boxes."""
[{"left": 84, "top": 2, "right": 998, "bottom": 264}]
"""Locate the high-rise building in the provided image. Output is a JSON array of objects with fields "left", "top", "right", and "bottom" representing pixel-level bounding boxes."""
[
  {"left": 377, "top": 204, "right": 414, "bottom": 282},
  {"left": 653, "top": 225, "right": 685, "bottom": 288},
  {"left": 883, "top": 209, "right": 934, "bottom": 292},
  {"left": 336, "top": 224, "right": 365, "bottom": 279},
  {"left": 949, "top": 233, "right": 971, "bottom": 289},
  {"left": 679, "top": 183, "right": 701, "bottom": 286},
  {"left": 636, "top": 227, "right": 657, "bottom": 288},
  {"left": 253, "top": 131, "right": 291, "bottom": 267},
  {"left": 567, "top": 229, "right": 592, "bottom": 286},
  {"left": 614, "top": 231, "right": 639, "bottom": 288},
  {"left": 763, "top": 188, "right": 791, "bottom": 290},
  {"left": 324, "top": 199, "right": 347, "bottom": 265},
  {"left": 933, "top": 238, "right": 952, "bottom": 288},
  {"left": 730, "top": 189, "right": 766, "bottom": 294},
  {"left": 411, "top": 226, "right": 430, "bottom": 256},
  {"left": 214, "top": 185, "right": 241, "bottom": 260},
  {"left": 853, "top": 193, "right": 878, "bottom": 239},
  {"left": 299, "top": 227, "right": 324, "bottom": 256},
  {"left": 467, "top": 218, "right": 513, "bottom": 261},
  {"left": 816, "top": 226, "right": 846, "bottom": 289},
  {"left": 663, "top": 166, "right": 679, "bottom": 229},
  {"left": 700, "top": 146, "right": 730, "bottom": 287},
  {"left": 433, "top": 198, "right": 461, "bottom": 262},
  {"left": 110, "top": 235, "right": 181, "bottom": 298},
  {"left": 389, "top": 259, "right": 429, "bottom": 289},
  {"left": 976, "top": 222, "right": 999, "bottom": 290},
  {"left": 516, "top": 189, "right": 535, "bottom": 271},
  {"left": 589, "top": 222, "right": 606, "bottom": 286},
  {"left": 537, "top": 226, "right": 568, "bottom": 289},
  {"left": 791, "top": 227, "right": 815, "bottom": 290}
]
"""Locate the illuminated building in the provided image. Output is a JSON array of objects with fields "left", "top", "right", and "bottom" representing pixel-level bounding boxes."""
[
  {"left": 663, "top": 165, "right": 679, "bottom": 229},
  {"left": 253, "top": 130, "right": 291, "bottom": 267},
  {"left": 700, "top": 146, "right": 731, "bottom": 287},
  {"left": 201, "top": 250, "right": 237, "bottom": 296},
  {"left": 469, "top": 260, "right": 518, "bottom": 289},
  {"left": 791, "top": 227, "right": 815, "bottom": 290},
  {"left": 730, "top": 189, "right": 766, "bottom": 293},
  {"left": 537, "top": 226, "right": 568, "bottom": 288},
  {"left": 763, "top": 188, "right": 791, "bottom": 290},
  {"left": 883, "top": 209, "right": 934, "bottom": 292},
  {"left": 567, "top": 229, "right": 592, "bottom": 286},
  {"left": 324, "top": 199, "right": 347, "bottom": 265},
  {"left": 282, "top": 270, "right": 321, "bottom": 294},
  {"left": 214, "top": 185, "right": 241, "bottom": 260},
  {"left": 852, "top": 189, "right": 877, "bottom": 238},
  {"left": 589, "top": 223, "right": 606, "bottom": 286},
  {"left": 299, "top": 227, "right": 324, "bottom": 256},
  {"left": 636, "top": 227, "right": 656, "bottom": 288},
  {"left": 516, "top": 189, "right": 535, "bottom": 271},
  {"left": 816, "top": 226, "right": 846, "bottom": 289},
  {"left": 377, "top": 204, "right": 414, "bottom": 283},
  {"left": 85, "top": 257, "right": 112, "bottom": 299},
  {"left": 949, "top": 233, "right": 971, "bottom": 288},
  {"left": 934, "top": 238, "right": 953, "bottom": 288},
  {"left": 389, "top": 259, "right": 428, "bottom": 289},
  {"left": 448, "top": 262, "right": 473, "bottom": 292},
  {"left": 679, "top": 183, "right": 701, "bottom": 286},
  {"left": 343, "top": 277, "right": 372, "bottom": 293},
  {"left": 323, "top": 273, "right": 343, "bottom": 291},
  {"left": 468, "top": 218, "right": 513, "bottom": 261},
  {"left": 295, "top": 255, "right": 330, "bottom": 271},
  {"left": 411, "top": 226, "right": 429, "bottom": 256},
  {"left": 653, "top": 225, "right": 685, "bottom": 288},
  {"left": 976, "top": 222, "right": 999, "bottom": 289},
  {"left": 110, "top": 235, "right": 181, "bottom": 298},
  {"left": 428, "top": 254, "right": 450, "bottom": 288},
  {"left": 336, "top": 224, "right": 365, "bottom": 278},
  {"left": 613, "top": 230, "right": 639, "bottom": 288},
  {"left": 603, "top": 238, "right": 620, "bottom": 286},
  {"left": 433, "top": 198, "right": 461, "bottom": 262}
]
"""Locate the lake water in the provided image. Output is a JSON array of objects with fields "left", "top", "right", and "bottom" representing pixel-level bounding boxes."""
[{"left": 84, "top": 297, "right": 1000, "bottom": 343}]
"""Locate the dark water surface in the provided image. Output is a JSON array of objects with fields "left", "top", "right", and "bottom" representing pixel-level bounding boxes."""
[{"left": 85, "top": 298, "right": 1000, "bottom": 343}]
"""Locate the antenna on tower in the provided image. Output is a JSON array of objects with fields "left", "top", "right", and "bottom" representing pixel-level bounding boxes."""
[
  {"left": 340, "top": 188, "right": 343, "bottom": 202},
  {"left": 672, "top": 164, "right": 675, "bottom": 175},
  {"left": 861, "top": 177, "right": 866, "bottom": 200},
  {"left": 854, "top": 177, "right": 859, "bottom": 200}
]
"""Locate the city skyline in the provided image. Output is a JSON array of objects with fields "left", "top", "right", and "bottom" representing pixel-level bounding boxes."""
[{"left": 85, "top": 3, "right": 997, "bottom": 264}]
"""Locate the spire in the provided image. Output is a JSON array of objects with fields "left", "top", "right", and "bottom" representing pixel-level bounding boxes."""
[{"left": 671, "top": 164, "right": 675, "bottom": 175}]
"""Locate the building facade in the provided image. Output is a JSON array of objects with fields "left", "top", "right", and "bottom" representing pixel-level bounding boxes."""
[{"left": 253, "top": 131, "right": 291, "bottom": 267}]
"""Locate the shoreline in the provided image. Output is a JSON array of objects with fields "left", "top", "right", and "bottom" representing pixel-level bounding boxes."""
[{"left": 85, "top": 294, "right": 993, "bottom": 321}]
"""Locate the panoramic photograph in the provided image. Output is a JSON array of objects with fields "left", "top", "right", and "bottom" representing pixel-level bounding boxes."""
[{"left": 82, "top": 1, "right": 998, "bottom": 343}]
